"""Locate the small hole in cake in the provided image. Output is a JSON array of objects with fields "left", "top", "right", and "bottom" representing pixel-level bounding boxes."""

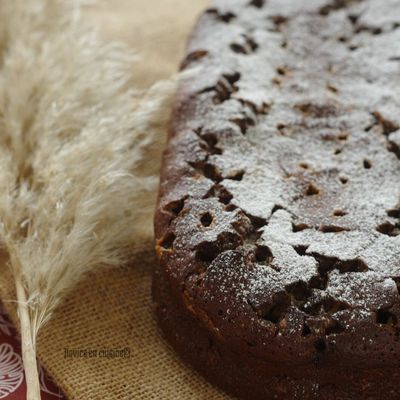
[
  {"left": 230, "top": 43, "right": 247, "bottom": 54},
  {"left": 246, "top": 214, "right": 267, "bottom": 230},
  {"left": 321, "top": 132, "right": 337, "bottom": 141},
  {"left": 230, "top": 36, "right": 258, "bottom": 55},
  {"left": 205, "top": 184, "right": 234, "bottom": 205},
  {"left": 314, "top": 339, "right": 326, "bottom": 352},
  {"left": 189, "top": 161, "right": 222, "bottom": 182},
  {"left": 227, "top": 169, "right": 245, "bottom": 181},
  {"left": 299, "top": 162, "right": 310, "bottom": 169},
  {"left": 220, "top": 231, "right": 241, "bottom": 250},
  {"left": 286, "top": 281, "right": 309, "bottom": 301},
  {"left": 320, "top": 225, "right": 350, "bottom": 233},
  {"left": 387, "top": 208, "right": 400, "bottom": 218},
  {"left": 348, "top": 45, "right": 359, "bottom": 51},
  {"left": 207, "top": 72, "right": 241, "bottom": 104},
  {"left": 196, "top": 242, "right": 219, "bottom": 263},
  {"left": 333, "top": 209, "right": 347, "bottom": 217},
  {"left": 376, "top": 309, "right": 398, "bottom": 326},
  {"left": 348, "top": 14, "right": 359, "bottom": 25},
  {"left": 339, "top": 175, "right": 349, "bottom": 185},
  {"left": 255, "top": 245, "right": 273, "bottom": 264},
  {"left": 206, "top": 9, "right": 236, "bottom": 23},
  {"left": 364, "top": 121, "right": 376, "bottom": 132},
  {"left": 180, "top": 50, "right": 208, "bottom": 69},
  {"left": 225, "top": 204, "right": 237, "bottom": 212},
  {"left": 334, "top": 148, "right": 342, "bottom": 155},
  {"left": 281, "top": 40, "right": 288, "bottom": 48},
  {"left": 219, "top": 191, "right": 233, "bottom": 204},
  {"left": 262, "top": 295, "right": 291, "bottom": 323},
  {"left": 160, "top": 232, "right": 176, "bottom": 249},
  {"left": 204, "top": 164, "right": 222, "bottom": 181},
  {"left": 327, "top": 84, "right": 339, "bottom": 93},
  {"left": 378, "top": 221, "right": 393, "bottom": 233},
  {"left": 276, "top": 123, "right": 287, "bottom": 134},
  {"left": 363, "top": 159, "right": 372, "bottom": 169},
  {"left": 271, "top": 204, "right": 284, "bottom": 214},
  {"left": 200, "top": 212, "right": 214, "bottom": 227},
  {"left": 222, "top": 12, "right": 236, "bottom": 23},
  {"left": 249, "top": 0, "right": 265, "bottom": 7},
  {"left": 293, "top": 245, "right": 309, "bottom": 256},
  {"left": 230, "top": 117, "right": 255, "bottom": 135},
  {"left": 387, "top": 141, "right": 400, "bottom": 158},
  {"left": 305, "top": 183, "right": 320, "bottom": 196},
  {"left": 239, "top": 98, "right": 265, "bottom": 115},
  {"left": 269, "top": 15, "right": 288, "bottom": 31},
  {"left": 217, "top": 309, "right": 224, "bottom": 316},
  {"left": 308, "top": 273, "right": 328, "bottom": 291},
  {"left": 163, "top": 198, "right": 185, "bottom": 216},
  {"left": 259, "top": 102, "right": 271, "bottom": 115},
  {"left": 338, "top": 132, "right": 348, "bottom": 141},
  {"left": 276, "top": 66, "right": 288, "bottom": 76},
  {"left": 292, "top": 222, "right": 310, "bottom": 232},
  {"left": 202, "top": 133, "right": 223, "bottom": 155},
  {"left": 376, "top": 221, "right": 399, "bottom": 236},
  {"left": 336, "top": 258, "right": 369, "bottom": 273}
]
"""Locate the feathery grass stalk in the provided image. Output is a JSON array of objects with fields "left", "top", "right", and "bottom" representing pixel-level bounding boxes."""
[
  {"left": 0, "top": 1, "right": 180, "bottom": 398},
  {"left": 15, "top": 273, "right": 41, "bottom": 400}
]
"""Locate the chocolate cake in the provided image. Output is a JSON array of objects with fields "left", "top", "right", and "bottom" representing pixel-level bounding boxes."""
[{"left": 153, "top": 0, "right": 400, "bottom": 398}]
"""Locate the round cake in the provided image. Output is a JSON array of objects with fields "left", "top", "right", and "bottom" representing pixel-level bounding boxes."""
[{"left": 153, "top": 0, "right": 400, "bottom": 398}]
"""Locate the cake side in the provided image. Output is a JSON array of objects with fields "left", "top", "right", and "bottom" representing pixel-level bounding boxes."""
[
  {"left": 153, "top": 263, "right": 399, "bottom": 399},
  {"left": 154, "top": 0, "right": 400, "bottom": 398}
]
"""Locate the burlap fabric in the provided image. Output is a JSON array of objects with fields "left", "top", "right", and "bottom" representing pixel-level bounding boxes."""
[{"left": 0, "top": 1, "right": 232, "bottom": 399}]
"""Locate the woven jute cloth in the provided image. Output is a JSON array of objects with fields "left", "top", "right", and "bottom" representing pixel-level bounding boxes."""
[{"left": 0, "top": 1, "right": 231, "bottom": 399}]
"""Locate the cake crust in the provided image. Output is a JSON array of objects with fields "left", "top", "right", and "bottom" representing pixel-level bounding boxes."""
[{"left": 154, "top": 0, "right": 400, "bottom": 398}]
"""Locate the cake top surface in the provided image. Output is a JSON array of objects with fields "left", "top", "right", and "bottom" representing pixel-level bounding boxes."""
[{"left": 156, "top": 0, "right": 400, "bottom": 366}]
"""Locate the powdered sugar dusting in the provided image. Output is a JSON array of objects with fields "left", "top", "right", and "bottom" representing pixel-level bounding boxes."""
[{"left": 158, "top": 0, "right": 400, "bottom": 371}]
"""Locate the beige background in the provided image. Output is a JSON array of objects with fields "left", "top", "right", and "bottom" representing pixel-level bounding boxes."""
[
  {"left": 85, "top": 0, "right": 208, "bottom": 87},
  {"left": 0, "top": 0, "right": 235, "bottom": 399}
]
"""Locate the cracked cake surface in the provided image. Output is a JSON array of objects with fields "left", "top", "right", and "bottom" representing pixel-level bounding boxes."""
[{"left": 153, "top": 0, "right": 400, "bottom": 398}]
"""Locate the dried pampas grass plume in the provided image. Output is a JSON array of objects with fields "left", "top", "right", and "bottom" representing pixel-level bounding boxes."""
[{"left": 0, "top": 1, "right": 179, "bottom": 399}]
